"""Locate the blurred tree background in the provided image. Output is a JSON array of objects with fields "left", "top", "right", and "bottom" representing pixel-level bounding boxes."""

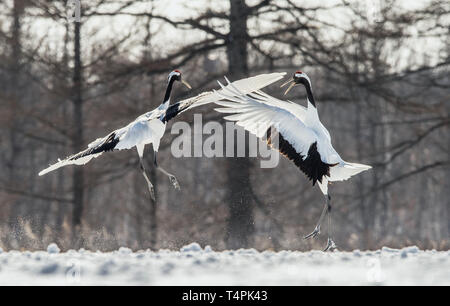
[{"left": 0, "top": 0, "right": 448, "bottom": 251}]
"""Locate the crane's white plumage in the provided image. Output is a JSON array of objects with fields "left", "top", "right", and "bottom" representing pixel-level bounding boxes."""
[
  {"left": 214, "top": 71, "right": 371, "bottom": 251},
  {"left": 214, "top": 77, "right": 371, "bottom": 195},
  {"left": 174, "top": 72, "right": 288, "bottom": 112},
  {"left": 39, "top": 72, "right": 286, "bottom": 177}
]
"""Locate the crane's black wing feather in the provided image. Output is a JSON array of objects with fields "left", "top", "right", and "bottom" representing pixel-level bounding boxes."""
[
  {"left": 267, "top": 127, "right": 336, "bottom": 185},
  {"left": 69, "top": 132, "right": 120, "bottom": 161}
]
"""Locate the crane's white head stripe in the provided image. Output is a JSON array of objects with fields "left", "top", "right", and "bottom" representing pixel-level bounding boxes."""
[
  {"left": 295, "top": 72, "right": 312, "bottom": 90},
  {"left": 168, "top": 70, "right": 181, "bottom": 82}
]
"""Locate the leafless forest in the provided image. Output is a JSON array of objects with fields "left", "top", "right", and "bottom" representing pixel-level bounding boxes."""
[{"left": 0, "top": 0, "right": 448, "bottom": 252}]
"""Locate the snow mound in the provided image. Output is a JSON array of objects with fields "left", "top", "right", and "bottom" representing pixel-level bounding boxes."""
[
  {"left": 180, "top": 243, "right": 203, "bottom": 253},
  {"left": 0, "top": 245, "right": 447, "bottom": 285},
  {"left": 47, "top": 243, "right": 60, "bottom": 254},
  {"left": 118, "top": 247, "right": 132, "bottom": 255}
]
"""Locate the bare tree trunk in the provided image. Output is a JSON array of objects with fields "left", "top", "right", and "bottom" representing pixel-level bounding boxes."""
[
  {"left": 55, "top": 21, "right": 71, "bottom": 244},
  {"left": 143, "top": 14, "right": 158, "bottom": 250},
  {"left": 368, "top": 102, "right": 379, "bottom": 248},
  {"left": 148, "top": 82, "right": 158, "bottom": 250},
  {"left": 379, "top": 100, "right": 392, "bottom": 238},
  {"left": 7, "top": 0, "right": 24, "bottom": 250},
  {"left": 350, "top": 44, "right": 369, "bottom": 250},
  {"left": 72, "top": 20, "right": 84, "bottom": 245},
  {"left": 7, "top": 0, "right": 23, "bottom": 181},
  {"left": 226, "top": 0, "right": 249, "bottom": 76},
  {"left": 355, "top": 95, "right": 369, "bottom": 249},
  {"left": 446, "top": 100, "right": 450, "bottom": 240},
  {"left": 224, "top": 0, "right": 254, "bottom": 249}
]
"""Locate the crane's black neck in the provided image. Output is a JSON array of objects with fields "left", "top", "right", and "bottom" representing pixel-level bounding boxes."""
[
  {"left": 163, "top": 77, "right": 176, "bottom": 104},
  {"left": 302, "top": 80, "right": 316, "bottom": 107}
]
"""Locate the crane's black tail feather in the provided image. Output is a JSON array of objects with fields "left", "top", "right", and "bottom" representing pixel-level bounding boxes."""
[{"left": 39, "top": 133, "right": 119, "bottom": 176}]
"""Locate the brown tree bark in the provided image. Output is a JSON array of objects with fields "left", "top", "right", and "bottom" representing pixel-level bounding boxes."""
[
  {"left": 144, "top": 14, "right": 158, "bottom": 250},
  {"left": 7, "top": 0, "right": 24, "bottom": 181},
  {"left": 446, "top": 95, "right": 450, "bottom": 239},
  {"left": 72, "top": 20, "right": 84, "bottom": 244},
  {"left": 4, "top": 0, "right": 25, "bottom": 250},
  {"left": 224, "top": 0, "right": 255, "bottom": 249}
]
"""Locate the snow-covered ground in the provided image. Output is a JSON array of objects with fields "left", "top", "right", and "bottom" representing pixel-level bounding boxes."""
[{"left": 0, "top": 243, "right": 448, "bottom": 285}]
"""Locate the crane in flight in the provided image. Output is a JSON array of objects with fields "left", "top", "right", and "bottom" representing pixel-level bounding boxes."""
[
  {"left": 214, "top": 71, "right": 371, "bottom": 251},
  {"left": 39, "top": 70, "right": 285, "bottom": 202}
]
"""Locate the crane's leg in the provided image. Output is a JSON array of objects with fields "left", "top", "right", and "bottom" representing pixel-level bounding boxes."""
[
  {"left": 136, "top": 145, "right": 155, "bottom": 202},
  {"left": 323, "top": 195, "right": 337, "bottom": 252},
  {"left": 154, "top": 152, "right": 180, "bottom": 190},
  {"left": 304, "top": 195, "right": 328, "bottom": 240}
]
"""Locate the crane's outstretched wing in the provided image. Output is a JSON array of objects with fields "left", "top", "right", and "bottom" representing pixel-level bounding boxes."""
[
  {"left": 161, "top": 72, "right": 287, "bottom": 123},
  {"left": 38, "top": 131, "right": 121, "bottom": 176},
  {"left": 214, "top": 79, "right": 337, "bottom": 186},
  {"left": 38, "top": 112, "right": 166, "bottom": 176}
]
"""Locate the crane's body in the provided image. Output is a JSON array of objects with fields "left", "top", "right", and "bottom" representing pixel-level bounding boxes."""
[
  {"left": 214, "top": 71, "right": 371, "bottom": 251},
  {"left": 39, "top": 71, "right": 286, "bottom": 201}
]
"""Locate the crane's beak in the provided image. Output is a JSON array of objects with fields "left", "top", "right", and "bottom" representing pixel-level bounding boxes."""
[
  {"left": 181, "top": 79, "right": 192, "bottom": 90},
  {"left": 280, "top": 79, "right": 295, "bottom": 95}
]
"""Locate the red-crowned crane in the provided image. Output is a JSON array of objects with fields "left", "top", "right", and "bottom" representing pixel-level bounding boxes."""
[
  {"left": 214, "top": 71, "right": 372, "bottom": 251},
  {"left": 39, "top": 70, "right": 286, "bottom": 202}
]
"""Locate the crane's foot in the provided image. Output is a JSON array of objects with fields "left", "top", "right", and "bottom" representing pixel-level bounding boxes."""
[
  {"left": 304, "top": 225, "right": 321, "bottom": 240},
  {"left": 169, "top": 175, "right": 181, "bottom": 190},
  {"left": 323, "top": 238, "right": 337, "bottom": 252}
]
